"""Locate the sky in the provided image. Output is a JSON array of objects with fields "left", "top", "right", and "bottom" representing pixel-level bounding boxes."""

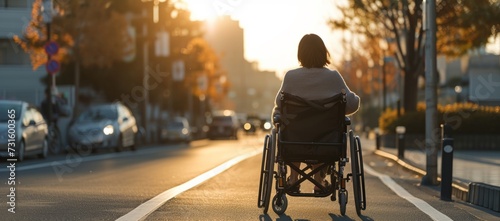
[
  {"left": 183, "top": 0, "right": 345, "bottom": 76},
  {"left": 183, "top": 0, "right": 500, "bottom": 77}
]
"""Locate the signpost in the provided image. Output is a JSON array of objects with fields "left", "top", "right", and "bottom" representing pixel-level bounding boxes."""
[
  {"left": 46, "top": 59, "right": 60, "bottom": 74},
  {"left": 44, "top": 41, "right": 59, "bottom": 55}
]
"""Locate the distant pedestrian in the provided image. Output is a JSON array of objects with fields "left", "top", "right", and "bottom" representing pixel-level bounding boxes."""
[{"left": 271, "top": 33, "right": 360, "bottom": 193}]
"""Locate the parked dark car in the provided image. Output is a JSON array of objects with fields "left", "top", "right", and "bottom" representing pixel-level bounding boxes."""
[
  {"left": 0, "top": 100, "right": 48, "bottom": 161},
  {"left": 208, "top": 110, "right": 239, "bottom": 140},
  {"left": 67, "top": 102, "right": 138, "bottom": 152}
]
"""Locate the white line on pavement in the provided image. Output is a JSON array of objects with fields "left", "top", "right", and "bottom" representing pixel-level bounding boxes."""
[
  {"left": 364, "top": 164, "right": 453, "bottom": 221},
  {"left": 116, "top": 148, "right": 262, "bottom": 221},
  {"left": 0, "top": 146, "right": 182, "bottom": 172}
]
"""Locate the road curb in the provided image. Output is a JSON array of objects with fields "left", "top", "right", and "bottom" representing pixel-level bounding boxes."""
[
  {"left": 469, "top": 182, "right": 500, "bottom": 212},
  {"left": 372, "top": 150, "right": 476, "bottom": 208}
]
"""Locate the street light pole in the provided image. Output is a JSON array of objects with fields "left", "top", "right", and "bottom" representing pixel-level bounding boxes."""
[
  {"left": 422, "top": 0, "right": 439, "bottom": 186},
  {"left": 42, "top": 0, "right": 54, "bottom": 127},
  {"left": 141, "top": 0, "right": 168, "bottom": 143},
  {"left": 382, "top": 57, "right": 387, "bottom": 112}
]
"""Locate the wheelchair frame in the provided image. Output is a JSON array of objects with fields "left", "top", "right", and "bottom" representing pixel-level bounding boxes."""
[{"left": 258, "top": 92, "right": 366, "bottom": 216}]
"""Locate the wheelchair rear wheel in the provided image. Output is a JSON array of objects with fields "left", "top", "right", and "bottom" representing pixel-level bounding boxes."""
[
  {"left": 257, "top": 134, "right": 275, "bottom": 214},
  {"left": 349, "top": 131, "right": 367, "bottom": 215}
]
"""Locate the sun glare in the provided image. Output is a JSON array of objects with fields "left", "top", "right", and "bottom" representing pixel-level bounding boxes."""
[{"left": 184, "top": 0, "right": 222, "bottom": 21}]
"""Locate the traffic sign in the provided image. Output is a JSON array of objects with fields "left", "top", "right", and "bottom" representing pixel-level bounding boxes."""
[
  {"left": 46, "top": 59, "right": 60, "bottom": 74},
  {"left": 44, "top": 41, "right": 59, "bottom": 56}
]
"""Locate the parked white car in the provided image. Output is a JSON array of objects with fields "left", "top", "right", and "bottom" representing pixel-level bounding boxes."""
[
  {"left": 0, "top": 100, "right": 48, "bottom": 161},
  {"left": 67, "top": 102, "right": 138, "bottom": 152}
]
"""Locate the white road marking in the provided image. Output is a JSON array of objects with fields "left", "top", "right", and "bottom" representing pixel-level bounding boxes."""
[
  {"left": 364, "top": 164, "right": 453, "bottom": 221},
  {"left": 116, "top": 148, "right": 262, "bottom": 221},
  {"left": 0, "top": 146, "right": 182, "bottom": 172}
]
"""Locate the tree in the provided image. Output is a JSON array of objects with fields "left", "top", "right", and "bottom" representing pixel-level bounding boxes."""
[
  {"left": 148, "top": 1, "right": 227, "bottom": 113},
  {"left": 15, "top": 0, "right": 227, "bottom": 123},
  {"left": 335, "top": 36, "right": 398, "bottom": 128},
  {"left": 14, "top": 0, "right": 129, "bottom": 113},
  {"left": 183, "top": 37, "right": 228, "bottom": 102},
  {"left": 330, "top": 0, "right": 500, "bottom": 112}
]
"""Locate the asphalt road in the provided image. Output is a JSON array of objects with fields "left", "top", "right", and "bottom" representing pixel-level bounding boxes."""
[{"left": 1, "top": 134, "right": 499, "bottom": 220}]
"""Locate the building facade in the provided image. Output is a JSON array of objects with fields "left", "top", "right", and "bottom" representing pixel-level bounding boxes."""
[
  {"left": 203, "top": 16, "right": 281, "bottom": 117},
  {"left": 0, "top": 0, "right": 47, "bottom": 104}
]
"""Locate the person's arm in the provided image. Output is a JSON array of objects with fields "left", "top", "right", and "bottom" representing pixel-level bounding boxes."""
[
  {"left": 271, "top": 75, "right": 287, "bottom": 124},
  {"left": 345, "top": 91, "right": 360, "bottom": 115},
  {"left": 334, "top": 70, "right": 360, "bottom": 115}
]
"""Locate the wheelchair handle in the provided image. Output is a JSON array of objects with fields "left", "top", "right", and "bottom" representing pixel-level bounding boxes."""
[
  {"left": 273, "top": 114, "right": 281, "bottom": 124},
  {"left": 345, "top": 116, "right": 351, "bottom": 125}
]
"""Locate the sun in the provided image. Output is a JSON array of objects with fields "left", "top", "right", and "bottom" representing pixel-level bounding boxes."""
[{"left": 183, "top": 0, "right": 221, "bottom": 21}]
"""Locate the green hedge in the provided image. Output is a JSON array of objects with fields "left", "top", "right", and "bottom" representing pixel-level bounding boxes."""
[{"left": 379, "top": 102, "right": 500, "bottom": 134}]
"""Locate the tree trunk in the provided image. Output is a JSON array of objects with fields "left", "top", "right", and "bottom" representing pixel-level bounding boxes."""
[{"left": 403, "top": 69, "right": 419, "bottom": 112}]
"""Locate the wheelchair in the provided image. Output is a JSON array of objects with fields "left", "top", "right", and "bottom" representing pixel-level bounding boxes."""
[{"left": 257, "top": 90, "right": 366, "bottom": 216}]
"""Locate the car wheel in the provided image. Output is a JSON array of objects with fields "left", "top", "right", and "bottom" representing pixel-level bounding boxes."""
[
  {"left": 130, "top": 135, "right": 137, "bottom": 151},
  {"left": 38, "top": 138, "right": 48, "bottom": 158},
  {"left": 115, "top": 135, "right": 123, "bottom": 152},
  {"left": 17, "top": 140, "right": 25, "bottom": 162}
]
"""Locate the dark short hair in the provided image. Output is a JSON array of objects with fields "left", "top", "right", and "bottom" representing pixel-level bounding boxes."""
[{"left": 297, "top": 34, "right": 331, "bottom": 68}]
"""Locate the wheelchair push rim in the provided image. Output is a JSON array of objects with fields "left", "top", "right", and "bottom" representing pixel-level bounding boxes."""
[
  {"left": 257, "top": 134, "right": 276, "bottom": 214},
  {"left": 349, "top": 131, "right": 367, "bottom": 215}
]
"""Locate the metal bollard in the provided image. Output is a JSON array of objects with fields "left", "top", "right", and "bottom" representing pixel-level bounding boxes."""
[
  {"left": 375, "top": 128, "right": 381, "bottom": 150},
  {"left": 396, "top": 126, "right": 406, "bottom": 159},
  {"left": 441, "top": 123, "right": 454, "bottom": 201}
]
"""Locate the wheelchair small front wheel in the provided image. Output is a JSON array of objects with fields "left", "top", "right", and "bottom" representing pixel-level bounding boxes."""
[
  {"left": 272, "top": 194, "right": 288, "bottom": 215},
  {"left": 339, "top": 190, "right": 347, "bottom": 216}
]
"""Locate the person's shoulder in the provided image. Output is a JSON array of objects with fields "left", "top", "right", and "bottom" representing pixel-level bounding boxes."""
[
  {"left": 282, "top": 68, "right": 303, "bottom": 80},
  {"left": 323, "top": 68, "right": 342, "bottom": 77},
  {"left": 285, "top": 67, "right": 304, "bottom": 75},
  {"left": 320, "top": 67, "right": 338, "bottom": 74}
]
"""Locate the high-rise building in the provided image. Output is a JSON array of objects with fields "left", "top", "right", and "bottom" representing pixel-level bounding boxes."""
[{"left": 203, "top": 16, "right": 281, "bottom": 117}]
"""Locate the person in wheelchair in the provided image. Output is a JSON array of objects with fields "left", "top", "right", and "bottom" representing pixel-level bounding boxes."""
[{"left": 272, "top": 33, "right": 360, "bottom": 193}]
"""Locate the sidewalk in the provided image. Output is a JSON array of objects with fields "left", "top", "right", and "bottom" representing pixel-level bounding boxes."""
[
  {"left": 360, "top": 134, "right": 500, "bottom": 212},
  {"left": 360, "top": 135, "right": 500, "bottom": 187}
]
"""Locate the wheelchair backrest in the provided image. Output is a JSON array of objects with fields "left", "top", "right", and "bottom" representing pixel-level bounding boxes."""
[{"left": 279, "top": 91, "right": 347, "bottom": 144}]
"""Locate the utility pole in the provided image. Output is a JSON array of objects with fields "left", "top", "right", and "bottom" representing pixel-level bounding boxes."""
[
  {"left": 421, "top": 0, "right": 439, "bottom": 186},
  {"left": 42, "top": 0, "right": 54, "bottom": 126}
]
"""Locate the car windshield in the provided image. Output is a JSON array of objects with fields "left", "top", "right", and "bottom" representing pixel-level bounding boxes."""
[
  {"left": 77, "top": 106, "right": 117, "bottom": 122},
  {"left": 0, "top": 102, "right": 22, "bottom": 122},
  {"left": 168, "top": 121, "right": 185, "bottom": 129}
]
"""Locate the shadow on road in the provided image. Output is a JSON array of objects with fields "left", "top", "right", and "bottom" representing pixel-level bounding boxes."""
[
  {"left": 329, "top": 213, "right": 374, "bottom": 221},
  {"left": 259, "top": 213, "right": 374, "bottom": 221}
]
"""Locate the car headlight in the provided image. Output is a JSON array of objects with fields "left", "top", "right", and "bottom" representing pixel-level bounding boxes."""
[
  {"left": 244, "top": 123, "right": 252, "bottom": 131},
  {"left": 263, "top": 122, "right": 272, "bottom": 130},
  {"left": 103, "top": 125, "right": 114, "bottom": 135},
  {"left": 181, "top": 128, "right": 189, "bottom": 135}
]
